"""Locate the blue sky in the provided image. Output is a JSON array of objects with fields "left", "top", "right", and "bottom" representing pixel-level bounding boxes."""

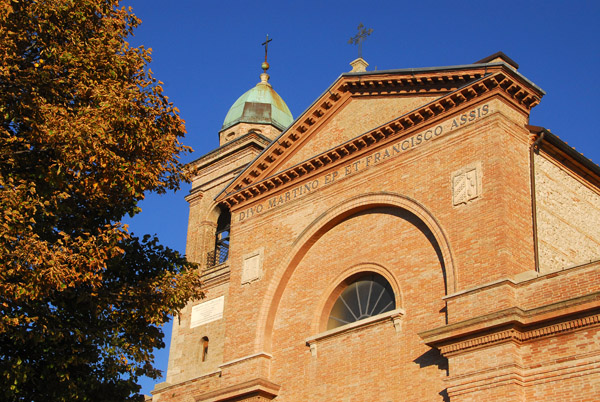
[{"left": 121, "top": 0, "right": 600, "bottom": 395}]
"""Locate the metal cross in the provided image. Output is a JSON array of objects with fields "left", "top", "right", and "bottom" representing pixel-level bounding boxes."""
[
  {"left": 348, "top": 23, "right": 373, "bottom": 59},
  {"left": 262, "top": 34, "right": 272, "bottom": 63}
]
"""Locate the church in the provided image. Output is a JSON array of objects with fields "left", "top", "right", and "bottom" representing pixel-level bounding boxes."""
[{"left": 149, "top": 52, "right": 600, "bottom": 401}]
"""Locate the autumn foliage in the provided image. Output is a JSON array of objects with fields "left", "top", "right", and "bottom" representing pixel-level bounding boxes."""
[{"left": 0, "top": 1, "right": 202, "bottom": 400}]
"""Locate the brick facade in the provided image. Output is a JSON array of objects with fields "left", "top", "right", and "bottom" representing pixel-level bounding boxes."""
[{"left": 150, "top": 54, "right": 600, "bottom": 401}]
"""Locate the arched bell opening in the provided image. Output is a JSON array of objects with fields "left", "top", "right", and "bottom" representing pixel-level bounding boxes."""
[{"left": 207, "top": 206, "right": 231, "bottom": 267}]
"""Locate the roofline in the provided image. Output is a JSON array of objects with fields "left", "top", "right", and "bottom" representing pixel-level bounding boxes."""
[
  {"left": 475, "top": 51, "right": 519, "bottom": 69},
  {"left": 527, "top": 125, "right": 600, "bottom": 178},
  {"left": 214, "top": 59, "right": 546, "bottom": 202},
  {"left": 341, "top": 61, "right": 545, "bottom": 95}
]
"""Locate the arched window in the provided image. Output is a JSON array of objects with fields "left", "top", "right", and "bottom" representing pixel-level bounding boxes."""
[
  {"left": 208, "top": 207, "right": 230, "bottom": 267},
  {"left": 327, "top": 273, "right": 396, "bottom": 330}
]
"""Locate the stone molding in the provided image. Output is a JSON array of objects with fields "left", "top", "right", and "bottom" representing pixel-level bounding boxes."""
[
  {"left": 349, "top": 57, "right": 368, "bottom": 73},
  {"left": 306, "top": 308, "right": 405, "bottom": 357},
  {"left": 218, "top": 352, "right": 272, "bottom": 370}
]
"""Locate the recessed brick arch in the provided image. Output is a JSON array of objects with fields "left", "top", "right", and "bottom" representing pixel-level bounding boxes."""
[
  {"left": 256, "top": 192, "right": 456, "bottom": 353},
  {"left": 204, "top": 202, "right": 227, "bottom": 224}
]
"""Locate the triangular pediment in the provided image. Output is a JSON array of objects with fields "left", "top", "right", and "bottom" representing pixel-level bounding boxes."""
[
  {"left": 217, "top": 61, "right": 544, "bottom": 209},
  {"left": 276, "top": 94, "right": 442, "bottom": 173}
]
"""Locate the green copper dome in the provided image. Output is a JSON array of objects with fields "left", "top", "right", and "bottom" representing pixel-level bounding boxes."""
[{"left": 222, "top": 73, "right": 293, "bottom": 132}]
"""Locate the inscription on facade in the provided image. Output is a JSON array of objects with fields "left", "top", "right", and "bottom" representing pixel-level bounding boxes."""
[
  {"left": 238, "top": 104, "right": 490, "bottom": 222},
  {"left": 190, "top": 296, "right": 224, "bottom": 328}
]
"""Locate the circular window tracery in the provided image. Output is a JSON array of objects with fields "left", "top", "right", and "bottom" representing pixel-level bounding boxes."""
[{"left": 327, "top": 273, "right": 396, "bottom": 330}]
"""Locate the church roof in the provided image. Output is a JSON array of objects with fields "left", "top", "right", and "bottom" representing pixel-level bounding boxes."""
[{"left": 221, "top": 73, "right": 294, "bottom": 132}]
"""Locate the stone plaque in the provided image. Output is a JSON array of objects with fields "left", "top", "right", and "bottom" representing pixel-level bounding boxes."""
[
  {"left": 452, "top": 163, "right": 482, "bottom": 205},
  {"left": 242, "top": 248, "right": 264, "bottom": 284},
  {"left": 190, "top": 296, "right": 224, "bottom": 328}
]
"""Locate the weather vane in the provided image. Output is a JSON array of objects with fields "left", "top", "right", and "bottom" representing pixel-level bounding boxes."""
[
  {"left": 348, "top": 23, "right": 373, "bottom": 59},
  {"left": 261, "top": 34, "right": 272, "bottom": 73}
]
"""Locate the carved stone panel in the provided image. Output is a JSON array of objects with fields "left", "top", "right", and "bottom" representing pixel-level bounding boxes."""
[
  {"left": 452, "top": 162, "right": 482, "bottom": 206},
  {"left": 242, "top": 247, "right": 264, "bottom": 284}
]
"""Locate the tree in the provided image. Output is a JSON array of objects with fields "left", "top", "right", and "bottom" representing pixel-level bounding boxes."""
[{"left": 0, "top": 1, "right": 203, "bottom": 400}]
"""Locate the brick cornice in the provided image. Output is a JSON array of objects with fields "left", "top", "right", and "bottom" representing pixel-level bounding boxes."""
[
  {"left": 420, "top": 293, "right": 600, "bottom": 356},
  {"left": 218, "top": 69, "right": 543, "bottom": 209},
  {"left": 187, "top": 132, "right": 271, "bottom": 171},
  {"left": 439, "top": 314, "right": 600, "bottom": 355},
  {"left": 184, "top": 189, "right": 204, "bottom": 205},
  {"left": 200, "top": 263, "right": 230, "bottom": 288}
]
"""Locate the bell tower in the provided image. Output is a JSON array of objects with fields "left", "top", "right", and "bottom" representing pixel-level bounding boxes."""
[{"left": 153, "top": 53, "right": 293, "bottom": 391}]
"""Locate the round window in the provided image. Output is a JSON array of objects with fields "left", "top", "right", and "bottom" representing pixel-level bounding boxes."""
[{"left": 327, "top": 273, "right": 396, "bottom": 330}]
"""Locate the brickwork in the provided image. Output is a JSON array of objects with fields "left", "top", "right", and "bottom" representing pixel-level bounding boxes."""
[
  {"left": 207, "top": 100, "right": 541, "bottom": 400},
  {"left": 443, "top": 261, "right": 600, "bottom": 324},
  {"left": 165, "top": 278, "right": 229, "bottom": 385},
  {"left": 186, "top": 133, "right": 270, "bottom": 264},
  {"left": 534, "top": 152, "right": 600, "bottom": 272},
  {"left": 153, "top": 57, "right": 600, "bottom": 402},
  {"left": 270, "top": 207, "right": 447, "bottom": 400},
  {"left": 438, "top": 324, "right": 600, "bottom": 402},
  {"left": 158, "top": 134, "right": 272, "bottom": 393},
  {"left": 421, "top": 261, "right": 600, "bottom": 401},
  {"left": 279, "top": 95, "right": 439, "bottom": 171}
]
